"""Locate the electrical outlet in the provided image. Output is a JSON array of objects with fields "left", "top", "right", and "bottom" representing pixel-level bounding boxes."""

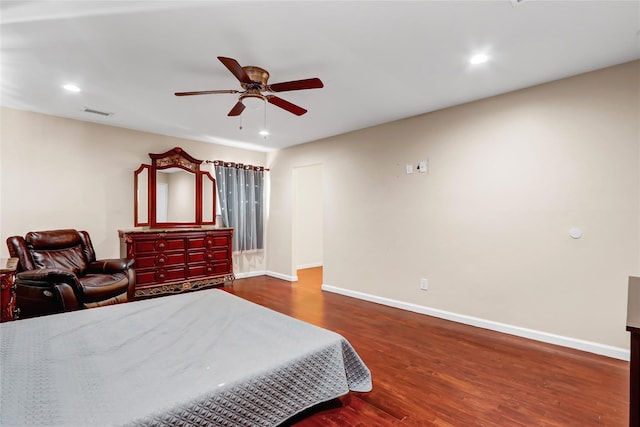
[{"left": 420, "top": 278, "right": 428, "bottom": 290}]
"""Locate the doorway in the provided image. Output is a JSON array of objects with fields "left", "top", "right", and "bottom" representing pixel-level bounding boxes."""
[{"left": 293, "top": 164, "right": 323, "bottom": 288}]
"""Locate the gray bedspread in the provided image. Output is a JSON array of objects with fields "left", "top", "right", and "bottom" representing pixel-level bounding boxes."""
[{"left": 0, "top": 289, "right": 371, "bottom": 426}]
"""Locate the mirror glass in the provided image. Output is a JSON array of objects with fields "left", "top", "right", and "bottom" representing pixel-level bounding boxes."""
[
  {"left": 135, "top": 165, "right": 149, "bottom": 226},
  {"left": 202, "top": 172, "right": 215, "bottom": 223},
  {"left": 156, "top": 168, "right": 196, "bottom": 223}
]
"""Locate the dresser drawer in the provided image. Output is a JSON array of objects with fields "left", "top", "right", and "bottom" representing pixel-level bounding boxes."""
[
  {"left": 133, "top": 238, "right": 185, "bottom": 253},
  {"left": 134, "top": 252, "right": 185, "bottom": 269},
  {"left": 187, "top": 249, "right": 229, "bottom": 264},
  {"left": 211, "top": 260, "right": 231, "bottom": 275},
  {"left": 188, "top": 261, "right": 231, "bottom": 278},
  {"left": 188, "top": 234, "right": 231, "bottom": 250},
  {"left": 136, "top": 267, "right": 186, "bottom": 285}
]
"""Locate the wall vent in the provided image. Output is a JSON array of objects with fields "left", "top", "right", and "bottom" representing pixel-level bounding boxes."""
[{"left": 83, "top": 107, "right": 113, "bottom": 117}]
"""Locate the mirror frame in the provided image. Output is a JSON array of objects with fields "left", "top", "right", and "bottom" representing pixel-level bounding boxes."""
[
  {"left": 134, "top": 147, "right": 217, "bottom": 228},
  {"left": 134, "top": 164, "right": 151, "bottom": 226},
  {"left": 201, "top": 171, "right": 216, "bottom": 225}
]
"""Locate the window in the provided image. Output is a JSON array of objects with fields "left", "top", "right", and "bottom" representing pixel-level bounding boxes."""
[{"left": 214, "top": 162, "right": 265, "bottom": 252}]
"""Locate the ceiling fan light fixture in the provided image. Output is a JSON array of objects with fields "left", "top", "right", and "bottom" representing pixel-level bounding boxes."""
[{"left": 242, "top": 94, "right": 265, "bottom": 110}]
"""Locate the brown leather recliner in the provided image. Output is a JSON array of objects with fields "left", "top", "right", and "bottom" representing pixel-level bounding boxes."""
[{"left": 6, "top": 229, "right": 135, "bottom": 318}]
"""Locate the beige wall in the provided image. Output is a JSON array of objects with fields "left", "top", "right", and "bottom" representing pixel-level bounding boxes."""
[
  {"left": 0, "top": 107, "right": 268, "bottom": 274},
  {"left": 267, "top": 60, "right": 640, "bottom": 350}
]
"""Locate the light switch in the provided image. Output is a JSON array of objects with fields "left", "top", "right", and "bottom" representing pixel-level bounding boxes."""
[
  {"left": 418, "top": 160, "right": 427, "bottom": 173},
  {"left": 406, "top": 164, "right": 413, "bottom": 174}
]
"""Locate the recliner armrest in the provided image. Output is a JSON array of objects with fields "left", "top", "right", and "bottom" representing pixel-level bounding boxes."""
[
  {"left": 87, "top": 258, "right": 134, "bottom": 274},
  {"left": 15, "top": 268, "right": 83, "bottom": 314},
  {"left": 16, "top": 268, "right": 80, "bottom": 287}
]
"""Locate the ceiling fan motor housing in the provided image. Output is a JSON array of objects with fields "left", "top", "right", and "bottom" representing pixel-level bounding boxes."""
[
  {"left": 242, "top": 66, "right": 270, "bottom": 90},
  {"left": 240, "top": 66, "right": 270, "bottom": 106}
]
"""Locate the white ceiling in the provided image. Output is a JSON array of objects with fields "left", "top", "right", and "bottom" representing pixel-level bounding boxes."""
[{"left": 2, "top": 1, "right": 639, "bottom": 152}]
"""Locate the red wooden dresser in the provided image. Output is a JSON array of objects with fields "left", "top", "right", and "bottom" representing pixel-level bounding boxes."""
[{"left": 119, "top": 227, "right": 234, "bottom": 299}]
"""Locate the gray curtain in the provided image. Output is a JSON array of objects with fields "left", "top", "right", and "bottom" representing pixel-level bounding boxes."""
[{"left": 214, "top": 162, "right": 264, "bottom": 252}]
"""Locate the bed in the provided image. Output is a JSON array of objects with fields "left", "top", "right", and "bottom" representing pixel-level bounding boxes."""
[{"left": 0, "top": 289, "right": 372, "bottom": 426}]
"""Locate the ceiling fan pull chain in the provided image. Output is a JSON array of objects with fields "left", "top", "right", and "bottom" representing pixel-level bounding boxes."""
[{"left": 262, "top": 100, "right": 269, "bottom": 139}]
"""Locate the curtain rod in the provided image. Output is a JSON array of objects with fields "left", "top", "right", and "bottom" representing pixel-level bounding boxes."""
[{"left": 205, "top": 160, "right": 269, "bottom": 172}]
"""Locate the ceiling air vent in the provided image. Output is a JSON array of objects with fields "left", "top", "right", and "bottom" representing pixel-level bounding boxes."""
[{"left": 83, "top": 107, "right": 113, "bottom": 117}]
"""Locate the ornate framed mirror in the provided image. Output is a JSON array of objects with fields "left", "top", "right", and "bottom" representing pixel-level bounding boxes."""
[{"left": 134, "top": 147, "right": 216, "bottom": 228}]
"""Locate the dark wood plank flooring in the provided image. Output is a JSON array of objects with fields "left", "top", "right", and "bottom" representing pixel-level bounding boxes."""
[{"left": 223, "top": 268, "right": 629, "bottom": 426}]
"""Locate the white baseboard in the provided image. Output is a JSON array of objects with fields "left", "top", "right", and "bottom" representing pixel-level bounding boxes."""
[
  {"left": 266, "top": 271, "right": 298, "bottom": 282},
  {"left": 234, "top": 271, "right": 266, "bottom": 279},
  {"left": 296, "top": 262, "right": 323, "bottom": 270},
  {"left": 321, "top": 284, "right": 630, "bottom": 361},
  {"left": 235, "top": 270, "right": 299, "bottom": 282}
]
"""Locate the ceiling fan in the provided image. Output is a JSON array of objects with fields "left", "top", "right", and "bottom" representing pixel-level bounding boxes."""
[{"left": 175, "top": 56, "right": 324, "bottom": 117}]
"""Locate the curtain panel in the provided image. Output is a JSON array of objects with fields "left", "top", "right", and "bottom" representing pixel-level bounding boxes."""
[{"left": 213, "top": 162, "right": 265, "bottom": 252}]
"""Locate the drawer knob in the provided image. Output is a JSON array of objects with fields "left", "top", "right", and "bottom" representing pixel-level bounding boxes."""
[
  {"left": 155, "top": 269, "right": 167, "bottom": 282},
  {"left": 158, "top": 243, "right": 165, "bottom": 249}
]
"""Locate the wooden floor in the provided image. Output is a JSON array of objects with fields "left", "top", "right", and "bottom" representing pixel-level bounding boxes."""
[{"left": 223, "top": 268, "right": 629, "bottom": 426}]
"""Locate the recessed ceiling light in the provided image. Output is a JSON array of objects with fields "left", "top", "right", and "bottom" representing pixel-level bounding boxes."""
[
  {"left": 469, "top": 53, "right": 489, "bottom": 65},
  {"left": 259, "top": 130, "right": 269, "bottom": 136},
  {"left": 62, "top": 83, "right": 81, "bottom": 92}
]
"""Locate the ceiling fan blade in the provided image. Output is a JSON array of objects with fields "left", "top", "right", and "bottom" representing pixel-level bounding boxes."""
[
  {"left": 227, "top": 101, "right": 246, "bottom": 116},
  {"left": 218, "top": 56, "right": 253, "bottom": 84},
  {"left": 175, "top": 90, "right": 239, "bottom": 96},
  {"left": 266, "top": 95, "right": 307, "bottom": 116},
  {"left": 267, "top": 78, "right": 324, "bottom": 92}
]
